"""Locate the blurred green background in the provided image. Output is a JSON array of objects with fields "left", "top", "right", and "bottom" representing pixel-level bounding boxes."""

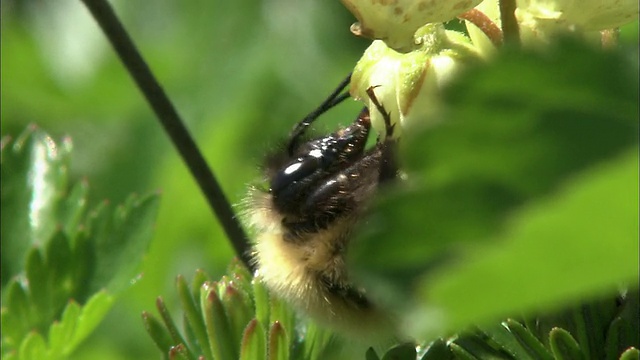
[{"left": 2, "top": 0, "right": 368, "bottom": 358}]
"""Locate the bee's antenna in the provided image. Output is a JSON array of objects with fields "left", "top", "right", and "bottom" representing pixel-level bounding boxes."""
[
  {"left": 287, "top": 73, "right": 352, "bottom": 155},
  {"left": 80, "top": 0, "right": 254, "bottom": 270}
]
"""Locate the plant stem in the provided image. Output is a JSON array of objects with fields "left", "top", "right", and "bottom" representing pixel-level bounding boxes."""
[
  {"left": 458, "top": 9, "right": 504, "bottom": 48},
  {"left": 498, "top": 0, "right": 521, "bottom": 47},
  {"left": 79, "top": 0, "right": 254, "bottom": 271}
]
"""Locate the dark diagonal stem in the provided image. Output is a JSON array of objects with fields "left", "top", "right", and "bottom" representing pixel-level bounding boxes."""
[
  {"left": 80, "top": 0, "right": 254, "bottom": 270},
  {"left": 499, "top": 0, "right": 521, "bottom": 47}
]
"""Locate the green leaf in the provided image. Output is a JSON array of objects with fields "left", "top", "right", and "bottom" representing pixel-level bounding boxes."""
[
  {"left": 58, "top": 180, "right": 89, "bottom": 239},
  {"left": 451, "top": 331, "right": 513, "bottom": 359},
  {"left": 24, "top": 246, "right": 50, "bottom": 330},
  {"left": 68, "top": 229, "right": 93, "bottom": 303},
  {"left": 448, "top": 343, "right": 479, "bottom": 360},
  {"left": 145, "top": 267, "right": 344, "bottom": 360},
  {"left": 169, "top": 344, "right": 193, "bottom": 360},
  {"left": 299, "top": 321, "right": 337, "bottom": 360},
  {"left": 253, "top": 278, "right": 270, "bottom": 330},
  {"left": 2, "top": 279, "right": 32, "bottom": 349},
  {"left": 381, "top": 343, "right": 417, "bottom": 360},
  {"left": 240, "top": 319, "right": 266, "bottom": 360},
  {"left": 349, "top": 39, "right": 639, "bottom": 308},
  {"left": 268, "top": 295, "right": 294, "bottom": 349},
  {"left": 221, "top": 281, "right": 254, "bottom": 350},
  {"left": 503, "top": 319, "right": 553, "bottom": 360},
  {"left": 2, "top": 351, "right": 17, "bottom": 360},
  {"left": 191, "top": 269, "right": 210, "bottom": 303},
  {"left": 366, "top": 347, "right": 381, "bottom": 360},
  {"left": 155, "top": 297, "right": 191, "bottom": 354},
  {"left": 34, "top": 291, "right": 115, "bottom": 358},
  {"left": 2, "top": 126, "right": 157, "bottom": 357},
  {"left": 476, "top": 323, "right": 538, "bottom": 360},
  {"left": 420, "top": 338, "right": 453, "bottom": 360},
  {"left": 1, "top": 278, "right": 33, "bottom": 357},
  {"left": 419, "top": 149, "right": 638, "bottom": 333},
  {"left": 86, "top": 193, "right": 160, "bottom": 294},
  {"left": 268, "top": 321, "right": 289, "bottom": 360},
  {"left": 178, "top": 275, "right": 211, "bottom": 359},
  {"left": 69, "top": 291, "right": 115, "bottom": 351},
  {"left": 45, "top": 231, "right": 75, "bottom": 318},
  {"left": 606, "top": 317, "right": 629, "bottom": 360},
  {"left": 549, "top": 327, "right": 584, "bottom": 360},
  {"left": 142, "top": 311, "right": 176, "bottom": 355},
  {"left": 350, "top": 39, "right": 639, "bottom": 308},
  {"left": 606, "top": 292, "right": 640, "bottom": 358},
  {"left": 226, "top": 258, "right": 255, "bottom": 302},
  {"left": 620, "top": 348, "right": 640, "bottom": 360},
  {"left": 201, "top": 282, "right": 236, "bottom": 360},
  {"left": 572, "top": 303, "right": 603, "bottom": 360},
  {"left": 18, "top": 332, "right": 48, "bottom": 360},
  {"left": 48, "top": 300, "right": 80, "bottom": 358},
  {"left": 1, "top": 126, "right": 71, "bottom": 285}
]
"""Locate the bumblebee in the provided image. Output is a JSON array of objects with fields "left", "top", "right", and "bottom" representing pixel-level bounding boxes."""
[{"left": 244, "top": 76, "right": 399, "bottom": 339}]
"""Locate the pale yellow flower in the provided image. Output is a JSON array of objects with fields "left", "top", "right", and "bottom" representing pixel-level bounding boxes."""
[
  {"left": 341, "top": 0, "right": 483, "bottom": 52},
  {"left": 350, "top": 24, "right": 482, "bottom": 136}
]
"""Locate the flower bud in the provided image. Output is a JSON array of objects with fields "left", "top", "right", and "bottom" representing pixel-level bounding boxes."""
[
  {"left": 350, "top": 24, "right": 482, "bottom": 137},
  {"left": 465, "top": 0, "right": 638, "bottom": 53},
  {"left": 341, "top": 0, "right": 483, "bottom": 52},
  {"left": 518, "top": 0, "right": 638, "bottom": 32}
]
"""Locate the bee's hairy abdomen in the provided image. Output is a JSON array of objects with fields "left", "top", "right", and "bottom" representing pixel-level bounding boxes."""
[{"left": 245, "top": 189, "right": 393, "bottom": 337}]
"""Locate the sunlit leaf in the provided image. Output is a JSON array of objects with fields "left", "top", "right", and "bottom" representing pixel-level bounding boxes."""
[
  {"left": 18, "top": 332, "right": 47, "bottom": 360},
  {"left": 420, "top": 150, "right": 638, "bottom": 333},
  {"left": 86, "top": 193, "right": 159, "bottom": 294},
  {"left": 1, "top": 126, "right": 71, "bottom": 285},
  {"left": 349, "top": 39, "right": 639, "bottom": 338},
  {"left": 1, "top": 127, "right": 156, "bottom": 358}
]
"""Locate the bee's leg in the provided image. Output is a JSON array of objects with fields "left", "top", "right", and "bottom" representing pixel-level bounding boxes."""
[
  {"left": 295, "top": 173, "right": 351, "bottom": 230},
  {"left": 302, "top": 174, "right": 349, "bottom": 211},
  {"left": 377, "top": 142, "right": 398, "bottom": 183},
  {"left": 366, "top": 86, "right": 399, "bottom": 182},
  {"left": 365, "top": 86, "right": 396, "bottom": 140},
  {"left": 320, "top": 275, "right": 372, "bottom": 309},
  {"left": 278, "top": 172, "right": 352, "bottom": 235}
]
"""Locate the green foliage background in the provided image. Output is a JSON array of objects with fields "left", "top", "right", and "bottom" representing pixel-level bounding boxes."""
[{"left": 2, "top": 0, "right": 638, "bottom": 359}]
